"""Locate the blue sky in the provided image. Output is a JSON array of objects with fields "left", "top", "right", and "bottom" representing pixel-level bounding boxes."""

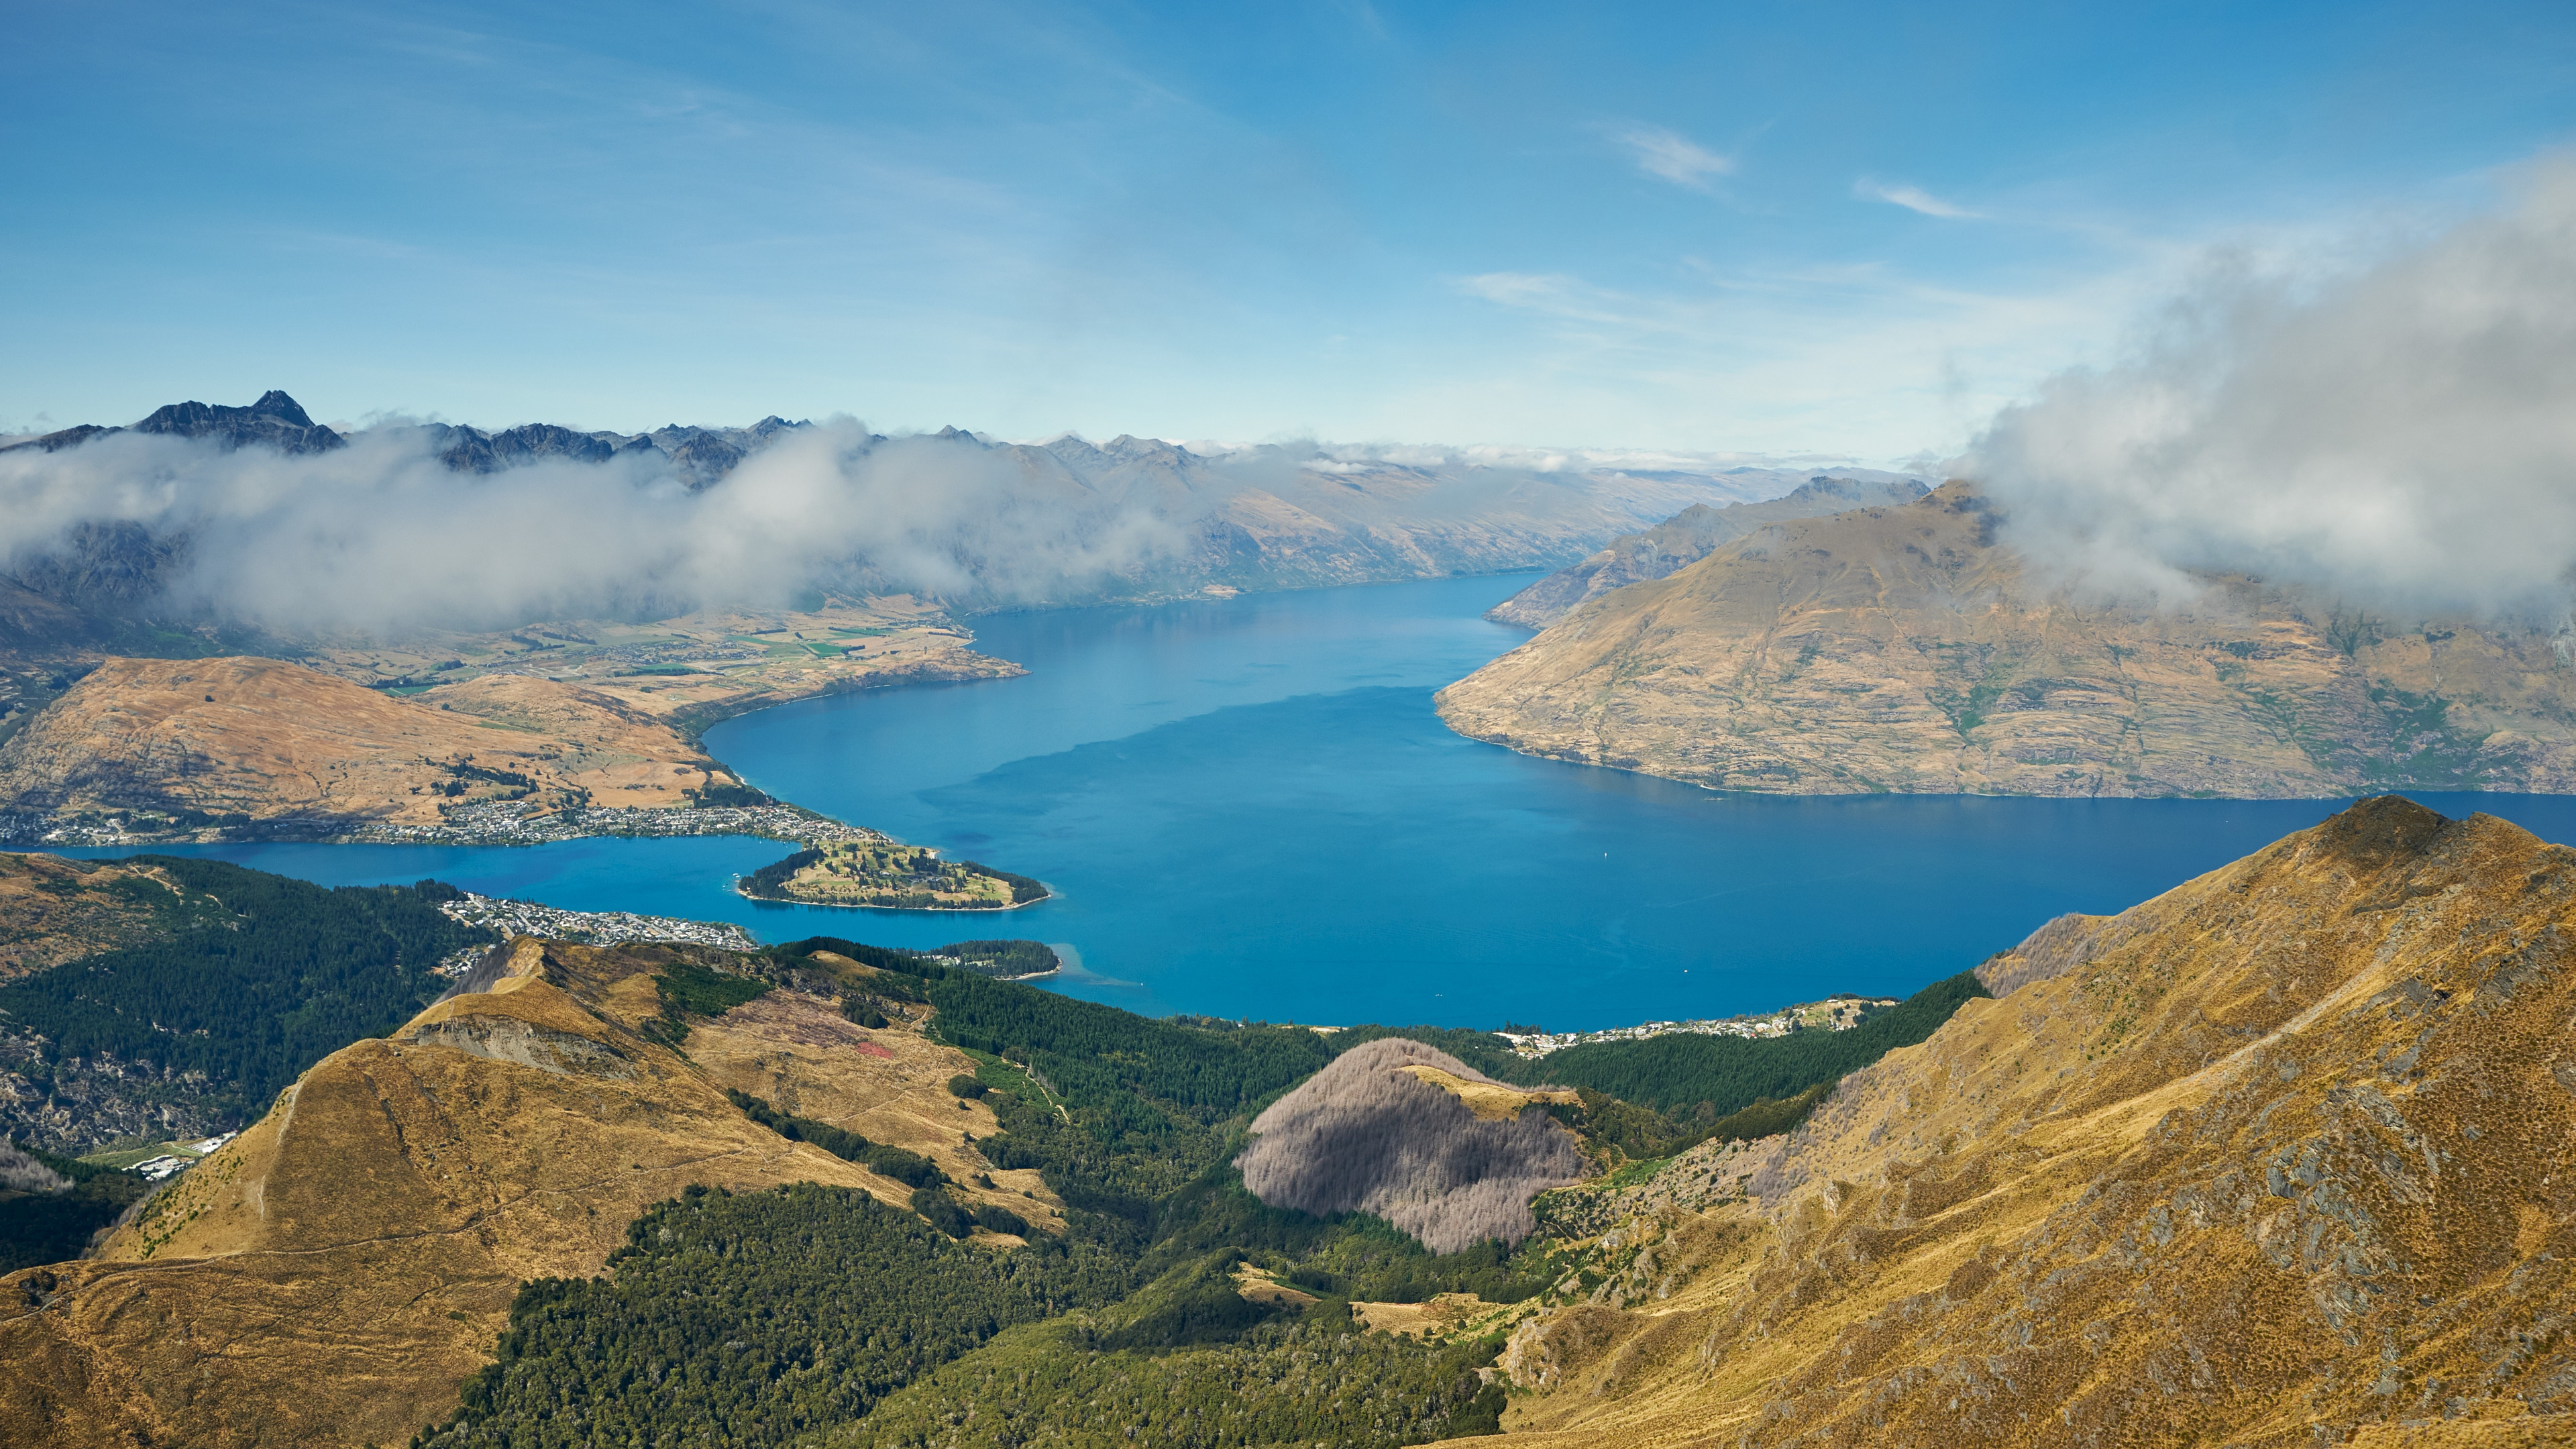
[{"left": 7, "top": 1, "right": 2573, "bottom": 457}]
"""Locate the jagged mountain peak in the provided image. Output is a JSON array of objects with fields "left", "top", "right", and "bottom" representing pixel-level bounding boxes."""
[
  {"left": 1100, "top": 433, "right": 1191, "bottom": 464},
  {"left": 131, "top": 390, "right": 345, "bottom": 455}
]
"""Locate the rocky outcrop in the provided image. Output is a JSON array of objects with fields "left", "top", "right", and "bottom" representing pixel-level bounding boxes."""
[
  {"left": 1236, "top": 1038, "right": 1587, "bottom": 1253},
  {"left": 130, "top": 390, "right": 343, "bottom": 453},
  {"left": 1486, "top": 474, "right": 1931, "bottom": 629},
  {"left": 1491, "top": 797, "right": 2576, "bottom": 1446},
  {"left": 1440, "top": 481, "right": 2576, "bottom": 796}
]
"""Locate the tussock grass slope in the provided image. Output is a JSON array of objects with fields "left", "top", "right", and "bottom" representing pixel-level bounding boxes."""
[{"left": 1487, "top": 798, "right": 2576, "bottom": 1447}]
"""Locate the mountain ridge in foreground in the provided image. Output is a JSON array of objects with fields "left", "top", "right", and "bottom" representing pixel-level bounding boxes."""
[
  {"left": 1494, "top": 796, "right": 2576, "bottom": 1446},
  {"left": 0, "top": 934, "right": 1049, "bottom": 1447},
  {"left": 1440, "top": 481, "right": 2576, "bottom": 796}
]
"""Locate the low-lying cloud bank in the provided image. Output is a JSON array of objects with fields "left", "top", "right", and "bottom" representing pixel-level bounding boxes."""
[
  {"left": 1972, "top": 158, "right": 2576, "bottom": 618},
  {"left": 0, "top": 413, "right": 1825, "bottom": 638},
  {"left": 23, "top": 162, "right": 2556, "bottom": 641},
  {"left": 0, "top": 423, "right": 1185, "bottom": 635}
]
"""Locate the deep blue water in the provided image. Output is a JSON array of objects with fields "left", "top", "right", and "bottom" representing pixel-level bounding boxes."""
[{"left": 64, "top": 574, "right": 2576, "bottom": 1031}]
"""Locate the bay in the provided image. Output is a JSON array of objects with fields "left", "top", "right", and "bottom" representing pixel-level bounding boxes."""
[{"left": 65, "top": 574, "right": 2576, "bottom": 1031}]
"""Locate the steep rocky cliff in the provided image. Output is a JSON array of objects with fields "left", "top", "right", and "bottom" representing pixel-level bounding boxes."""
[
  {"left": 1485, "top": 474, "right": 1930, "bottom": 629},
  {"left": 1483, "top": 797, "right": 2576, "bottom": 1446},
  {"left": 1440, "top": 482, "right": 2576, "bottom": 796}
]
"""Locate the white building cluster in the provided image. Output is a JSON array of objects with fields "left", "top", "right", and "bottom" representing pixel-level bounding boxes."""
[
  {"left": 1498, "top": 995, "right": 1896, "bottom": 1058},
  {"left": 433, "top": 893, "right": 757, "bottom": 971},
  {"left": 131, "top": 1130, "right": 239, "bottom": 1181},
  {"left": 358, "top": 800, "right": 883, "bottom": 848}
]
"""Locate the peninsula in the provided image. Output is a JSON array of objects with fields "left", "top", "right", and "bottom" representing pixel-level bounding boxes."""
[
  {"left": 0, "top": 595, "right": 1016, "bottom": 847},
  {"left": 1440, "top": 481, "right": 2576, "bottom": 797},
  {"left": 739, "top": 840, "right": 1050, "bottom": 911}
]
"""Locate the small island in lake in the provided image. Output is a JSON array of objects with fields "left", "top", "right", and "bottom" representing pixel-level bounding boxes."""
[{"left": 739, "top": 840, "right": 1050, "bottom": 910}]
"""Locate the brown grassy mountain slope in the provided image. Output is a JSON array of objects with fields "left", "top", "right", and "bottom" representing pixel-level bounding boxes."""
[
  {"left": 1486, "top": 476, "right": 1931, "bottom": 629},
  {"left": 0, "top": 655, "right": 751, "bottom": 834},
  {"left": 0, "top": 853, "right": 225, "bottom": 979},
  {"left": 1438, "top": 482, "right": 2576, "bottom": 797},
  {"left": 0, "top": 936, "right": 1047, "bottom": 1449},
  {"left": 1466, "top": 797, "right": 2576, "bottom": 1447}
]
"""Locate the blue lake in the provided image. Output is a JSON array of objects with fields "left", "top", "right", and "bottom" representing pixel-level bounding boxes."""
[{"left": 64, "top": 574, "right": 2576, "bottom": 1031}]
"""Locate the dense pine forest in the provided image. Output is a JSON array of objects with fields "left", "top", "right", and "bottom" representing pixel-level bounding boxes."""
[
  {"left": 1520, "top": 970, "right": 1991, "bottom": 1120},
  {"left": 782, "top": 937, "right": 1990, "bottom": 1189},
  {"left": 417, "top": 1184, "right": 1135, "bottom": 1448},
  {"left": 0, "top": 859, "right": 497, "bottom": 1140},
  {"left": 835, "top": 1298, "right": 1507, "bottom": 1449}
]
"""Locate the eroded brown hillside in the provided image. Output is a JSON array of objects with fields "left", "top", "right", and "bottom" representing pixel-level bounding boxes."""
[
  {"left": 0, "top": 655, "right": 746, "bottom": 834},
  {"left": 1464, "top": 798, "right": 2576, "bottom": 1446},
  {"left": 1439, "top": 482, "right": 2576, "bottom": 796},
  {"left": 0, "top": 936, "right": 1049, "bottom": 1449}
]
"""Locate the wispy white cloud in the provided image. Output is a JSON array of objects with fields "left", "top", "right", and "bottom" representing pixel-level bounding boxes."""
[
  {"left": 1854, "top": 178, "right": 1979, "bottom": 219},
  {"left": 1614, "top": 125, "right": 1733, "bottom": 190},
  {"left": 1454, "top": 272, "right": 1627, "bottom": 321}
]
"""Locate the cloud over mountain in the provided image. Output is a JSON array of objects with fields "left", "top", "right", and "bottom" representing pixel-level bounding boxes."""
[
  {"left": 0, "top": 399, "right": 1803, "bottom": 639},
  {"left": 1970, "top": 158, "right": 2576, "bottom": 617}
]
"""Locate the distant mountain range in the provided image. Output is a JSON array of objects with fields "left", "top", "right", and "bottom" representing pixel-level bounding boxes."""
[
  {"left": 1, "top": 390, "right": 807, "bottom": 488},
  {"left": 0, "top": 389, "right": 1820, "bottom": 661},
  {"left": 1, "top": 389, "right": 347, "bottom": 457},
  {"left": 421, "top": 415, "right": 809, "bottom": 487}
]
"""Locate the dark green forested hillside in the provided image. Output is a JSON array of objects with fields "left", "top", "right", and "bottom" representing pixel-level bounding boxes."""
[
  {"left": 770, "top": 938, "right": 1342, "bottom": 1222},
  {"left": 0, "top": 859, "right": 497, "bottom": 1145},
  {"left": 1522, "top": 970, "right": 1990, "bottom": 1120},
  {"left": 417, "top": 1184, "right": 1135, "bottom": 1449},
  {"left": 834, "top": 1297, "right": 1506, "bottom": 1449},
  {"left": 0, "top": 1140, "right": 147, "bottom": 1273}
]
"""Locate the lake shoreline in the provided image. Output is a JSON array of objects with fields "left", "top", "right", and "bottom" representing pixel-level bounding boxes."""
[{"left": 42, "top": 573, "right": 2576, "bottom": 1032}]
